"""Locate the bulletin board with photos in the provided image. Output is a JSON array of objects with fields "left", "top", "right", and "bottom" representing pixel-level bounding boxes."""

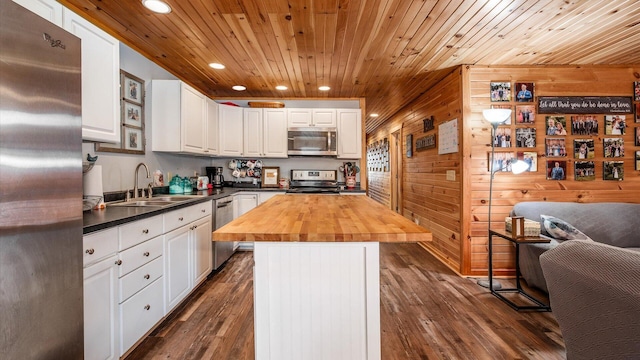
[
  {"left": 487, "top": 80, "right": 639, "bottom": 179},
  {"left": 96, "top": 70, "right": 146, "bottom": 155}
]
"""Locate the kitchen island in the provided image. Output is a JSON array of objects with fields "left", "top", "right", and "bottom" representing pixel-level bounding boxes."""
[{"left": 212, "top": 195, "right": 432, "bottom": 360}]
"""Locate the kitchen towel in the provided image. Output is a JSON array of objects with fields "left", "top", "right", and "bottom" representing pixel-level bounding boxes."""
[{"left": 83, "top": 165, "right": 103, "bottom": 198}]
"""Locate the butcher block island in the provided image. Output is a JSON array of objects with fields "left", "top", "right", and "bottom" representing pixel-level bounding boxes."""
[{"left": 213, "top": 195, "right": 432, "bottom": 360}]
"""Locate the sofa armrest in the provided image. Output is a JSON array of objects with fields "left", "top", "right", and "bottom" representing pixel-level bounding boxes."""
[{"left": 540, "top": 241, "right": 640, "bottom": 360}]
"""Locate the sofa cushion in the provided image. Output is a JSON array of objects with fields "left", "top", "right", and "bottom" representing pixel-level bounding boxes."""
[
  {"left": 540, "top": 215, "right": 593, "bottom": 241},
  {"left": 511, "top": 202, "right": 640, "bottom": 248}
]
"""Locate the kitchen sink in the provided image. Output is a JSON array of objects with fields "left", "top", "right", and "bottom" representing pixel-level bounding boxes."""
[{"left": 107, "top": 195, "right": 202, "bottom": 208}]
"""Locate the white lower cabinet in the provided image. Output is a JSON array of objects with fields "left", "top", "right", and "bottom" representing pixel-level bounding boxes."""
[
  {"left": 83, "top": 201, "right": 212, "bottom": 358},
  {"left": 84, "top": 254, "right": 119, "bottom": 360},
  {"left": 83, "top": 228, "right": 119, "bottom": 360},
  {"left": 234, "top": 193, "right": 258, "bottom": 251},
  {"left": 120, "top": 278, "right": 164, "bottom": 354},
  {"left": 164, "top": 225, "right": 191, "bottom": 312}
]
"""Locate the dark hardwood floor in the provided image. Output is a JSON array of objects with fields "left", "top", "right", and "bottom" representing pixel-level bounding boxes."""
[{"left": 126, "top": 243, "right": 566, "bottom": 360}]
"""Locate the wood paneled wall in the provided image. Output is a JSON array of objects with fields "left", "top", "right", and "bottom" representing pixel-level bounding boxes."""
[
  {"left": 368, "top": 65, "right": 640, "bottom": 276},
  {"left": 464, "top": 65, "right": 640, "bottom": 276},
  {"left": 367, "top": 68, "right": 464, "bottom": 272}
]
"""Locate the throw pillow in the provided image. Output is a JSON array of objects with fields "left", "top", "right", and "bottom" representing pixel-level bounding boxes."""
[{"left": 540, "top": 215, "right": 593, "bottom": 241}]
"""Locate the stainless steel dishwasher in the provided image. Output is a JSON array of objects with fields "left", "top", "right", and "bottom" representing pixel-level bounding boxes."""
[{"left": 213, "top": 196, "right": 235, "bottom": 270}]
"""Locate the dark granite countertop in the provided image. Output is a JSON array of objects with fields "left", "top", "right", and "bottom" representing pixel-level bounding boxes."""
[{"left": 83, "top": 186, "right": 365, "bottom": 234}]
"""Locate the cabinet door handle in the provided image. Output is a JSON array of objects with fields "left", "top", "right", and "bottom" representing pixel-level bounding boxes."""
[
  {"left": 144, "top": 274, "right": 150, "bottom": 280},
  {"left": 85, "top": 248, "right": 95, "bottom": 255},
  {"left": 193, "top": 225, "right": 198, "bottom": 229},
  {"left": 144, "top": 305, "right": 150, "bottom": 311},
  {"left": 143, "top": 251, "right": 150, "bottom": 257},
  {"left": 115, "top": 260, "right": 122, "bottom": 266},
  {"left": 142, "top": 229, "right": 149, "bottom": 234},
  {"left": 178, "top": 217, "right": 184, "bottom": 221}
]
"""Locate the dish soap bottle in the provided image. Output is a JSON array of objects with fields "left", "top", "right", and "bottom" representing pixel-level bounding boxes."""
[{"left": 169, "top": 175, "right": 183, "bottom": 194}]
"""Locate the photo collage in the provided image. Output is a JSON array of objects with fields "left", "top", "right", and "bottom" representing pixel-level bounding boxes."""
[{"left": 488, "top": 81, "right": 640, "bottom": 179}]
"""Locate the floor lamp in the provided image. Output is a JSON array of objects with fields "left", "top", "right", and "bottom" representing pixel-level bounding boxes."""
[{"left": 477, "top": 109, "right": 529, "bottom": 290}]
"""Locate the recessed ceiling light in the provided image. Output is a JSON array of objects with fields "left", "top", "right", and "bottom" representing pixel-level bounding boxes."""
[
  {"left": 275, "top": 85, "right": 288, "bottom": 91},
  {"left": 142, "top": 0, "right": 172, "bottom": 14},
  {"left": 232, "top": 85, "right": 246, "bottom": 91},
  {"left": 209, "top": 63, "right": 225, "bottom": 69},
  {"left": 318, "top": 86, "right": 330, "bottom": 91},
  {"left": 370, "top": 113, "right": 379, "bottom": 117}
]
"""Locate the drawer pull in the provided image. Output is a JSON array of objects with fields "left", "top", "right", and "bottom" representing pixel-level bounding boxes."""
[
  {"left": 142, "top": 229, "right": 149, "bottom": 234},
  {"left": 178, "top": 217, "right": 184, "bottom": 221},
  {"left": 144, "top": 305, "right": 150, "bottom": 311},
  {"left": 115, "top": 260, "right": 122, "bottom": 266},
  {"left": 201, "top": 209, "right": 205, "bottom": 213},
  {"left": 144, "top": 274, "right": 150, "bottom": 280},
  {"left": 85, "top": 248, "right": 95, "bottom": 255},
  {"left": 143, "top": 251, "right": 150, "bottom": 257}
]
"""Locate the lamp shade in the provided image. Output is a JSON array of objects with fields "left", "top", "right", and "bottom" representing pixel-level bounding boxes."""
[
  {"left": 482, "top": 109, "right": 512, "bottom": 126},
  {"left": 511, "top": 159, "right": 530, "bottom": 174}
]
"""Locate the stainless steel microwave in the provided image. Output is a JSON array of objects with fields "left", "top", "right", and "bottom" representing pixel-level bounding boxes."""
[{"left": 287, "top": 127, "right": 337, "bottom": 156}]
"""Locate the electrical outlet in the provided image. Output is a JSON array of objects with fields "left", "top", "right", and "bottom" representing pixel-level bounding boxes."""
[
  {"left": 414, "top": 218, "right": 419, "bottom": 225},
  {"left": 446, "top": 170, "right": 455, "bottom": 181}
]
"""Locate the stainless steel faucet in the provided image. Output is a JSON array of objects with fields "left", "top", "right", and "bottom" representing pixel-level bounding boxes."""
[{"left": 132, "top": 162, "right": 150, "bottom": 200}]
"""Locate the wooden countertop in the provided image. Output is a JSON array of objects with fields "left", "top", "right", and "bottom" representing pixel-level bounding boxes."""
[{"left": 212, "top": 195, "right": 432, "bottom": 242}]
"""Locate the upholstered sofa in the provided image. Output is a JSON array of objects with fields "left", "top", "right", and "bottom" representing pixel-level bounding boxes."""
[
  {"left": 509, "top": 202, "right": 640, "bottom": 293},
  {"left": 540, "top": 240, "right": 640, "bottom": 359}
]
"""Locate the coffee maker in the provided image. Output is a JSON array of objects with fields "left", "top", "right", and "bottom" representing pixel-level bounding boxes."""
[{"left": 210, "top": 166, "right": 224, "bottom": 188}]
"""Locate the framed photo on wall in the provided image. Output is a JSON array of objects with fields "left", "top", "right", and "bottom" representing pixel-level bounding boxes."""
[
  {"left": 546, "top": 116, "right": 567, "bottom": 135},
  {"left": 545, "top": 138, "right": 566, "bottom": 157},
  {"left": 96, "top": 70, "right": 145, "bottom": 155},
  {"left": 603, "top": 161, "right": 624, "bottom": 181},
  {"left": 636, "top": 127, "right": 640, "bottom": 146},
  {"left": 574, "top": 139, "right": 595, "bottom": 159},
  {"left": 575, "top": 161, "right": 595, "bottom": 181},
  {"left": 546, "top": 160, "right": 567, "bottom": 180},
  {"left": 603, "top": 138, "right": 624, "bottom": 158},
  {"left": 515, "top": 128, "right": 536, "bottom": 148},
  {"left": 490, "top": 82, "right": 511, "bottom": 102},
  {"left": 636, "top": 151, "right": 640, "bottom": 170},
  {"left": 514, "top": 82, "right": 534, "bottom": 102},
  {"left": 571, "top": 115, "right": 598, "bottom": 135},
  {"left": 634, "top": 81, "right": 640, "bottom": 101},
  {"left": 515, "top": 105, "right": 535, "bottom": 124},
  {"left": 604, "top": 115, "right": 626, "bottom": 135}
]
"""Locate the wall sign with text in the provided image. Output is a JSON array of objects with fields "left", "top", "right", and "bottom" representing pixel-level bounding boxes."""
[{"left": 538, "top": 96, "right": 633, "bottom": 114}]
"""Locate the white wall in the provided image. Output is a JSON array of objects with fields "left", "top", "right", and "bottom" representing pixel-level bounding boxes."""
[{"left": 84, "top": 44, "right": 360, "bottom": 193}]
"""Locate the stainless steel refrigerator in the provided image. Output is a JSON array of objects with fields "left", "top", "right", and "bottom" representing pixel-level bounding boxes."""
[{"left": 0, "top": 1, "right": 84, "bottom": 358}]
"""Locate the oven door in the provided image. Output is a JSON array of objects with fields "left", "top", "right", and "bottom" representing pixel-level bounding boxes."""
[{"left": 287, "top": 127, "right": 337, "bottom": 156}]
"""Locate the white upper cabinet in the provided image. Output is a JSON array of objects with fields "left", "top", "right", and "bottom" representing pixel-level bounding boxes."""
[
  {"left": 287, "top": 108, "right": 312, "bottom": 127},
  {"left": 15, "top": 0, "right": 120, "bottom": 143},
  {"left": 218, "top": 104, "right": 244, "bottom": 156},
  {"left": 287, "top": 108, "right": 336, "bottom": 128},
  {"left": 206, "top": 99, "right": 219, "bottom": 154},
  {"left": 262, "top": 109, "right": 288, "bottom": 158},
  {"left": 243, "top": 108, "right": 263, "bottom": 158},
  {"left": 337, "top": 109, "right": 362, "bottom": 159},
  {"left": 312, "top": 109, "right": 337, "bottom": 127},
  {"left": 63, "top": 10, "right": 120, "bottom": 143},
  {"left": 152, "top": 80, "right": 214, "bottom": 156},
  {"left": 12, "top": 0, "right": 63, "bottom": 25}
]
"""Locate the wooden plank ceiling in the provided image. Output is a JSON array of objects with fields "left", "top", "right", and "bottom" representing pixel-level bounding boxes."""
[{"left": 59, "top": 0, "right": 640, "bottom": 133}]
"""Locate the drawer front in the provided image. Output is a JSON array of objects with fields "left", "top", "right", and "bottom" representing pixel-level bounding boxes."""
[
  {"left": 119, "top": 278, "right": 164, "bottom": 356},
  {"left": 119, "top": 215, "right": 163, "bottom": 251},
  {"left": 163, "top": 207, "right": 192, "bottom": 233},
  {"left": 187, "top": 200, "right": 212, "bottom": 221},
  {"left": 118, "top": 236, "right": 163, "bottom": 277},
  {"left": 83, "top": 227, "right": 118, "bottom": 267},
  {"left": 119, "top": 256, "right": 163, "bottom": 303}
]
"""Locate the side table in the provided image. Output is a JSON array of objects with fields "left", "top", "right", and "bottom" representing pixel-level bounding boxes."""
[{"left": 488, "top": 229, "right": 551, "bottom": 311}]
